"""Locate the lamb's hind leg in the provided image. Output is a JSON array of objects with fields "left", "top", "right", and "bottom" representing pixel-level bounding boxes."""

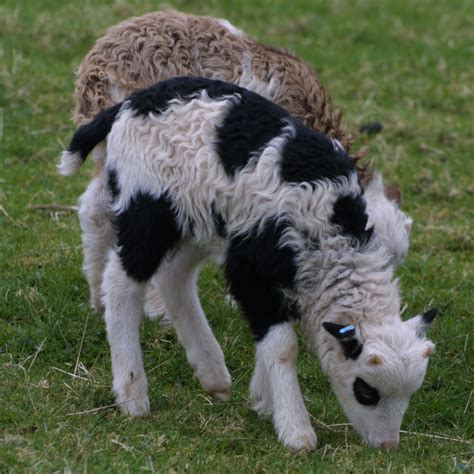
[
  {"left": 155, "top": 245, "right": 231, "bottom": 400},
  {"left": 102, "top": 189, "right": 184, "bottom": 415},
  {"left": 102, "top": 250, "right": 149, "bottom": 416},
  {"left": 79, "top": 166, "right": 115, "bottom": 313},
  {"left": 79, "top": 166, "right": 169, "bottom": 322}
]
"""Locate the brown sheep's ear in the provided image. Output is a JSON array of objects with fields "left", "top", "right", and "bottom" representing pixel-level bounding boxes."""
[
  {"left": 384, "top": 184, "right": 402, "bottom": 205},
  {"left": 323, "top": 322, "right": 363, "bottom": 360}
]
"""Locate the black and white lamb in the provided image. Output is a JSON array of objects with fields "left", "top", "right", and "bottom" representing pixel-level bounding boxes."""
[{"left": 60, "top": 77, "right": 436, "bottom": 451}]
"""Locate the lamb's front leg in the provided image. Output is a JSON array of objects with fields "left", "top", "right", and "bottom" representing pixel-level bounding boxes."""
[
  {"left": 156, "top": 245, "right": 231, "bottom": 400},
  {"left": 256, "top": 322, "right": 317, "bottom": 451},
  {"left": 102, "top": 251, "right": 149, "bottom": 416}
]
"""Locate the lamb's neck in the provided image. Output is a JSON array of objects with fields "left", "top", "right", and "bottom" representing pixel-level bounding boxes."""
[{"left": 298, "top": 246, "right": 401, "bottom": 330}]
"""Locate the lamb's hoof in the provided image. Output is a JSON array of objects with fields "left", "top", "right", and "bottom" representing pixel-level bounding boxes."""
[
  {"left": 203, "top": 374, "right": 232, "bottom": 402},
  {"left": 115, "top": 376, "right": 150, "bottom": 417},
  {"left": 197, "top": 364, "right": 232, "bottom": 402},
  {"left": 281, "top": 428, "right": 317, "bottom": 452},
  {"left": 209, "top": 387, "right": 231, "bottom": 402},
  {"left": 118, "top": 394, "right": 150, "bottom": 417}
]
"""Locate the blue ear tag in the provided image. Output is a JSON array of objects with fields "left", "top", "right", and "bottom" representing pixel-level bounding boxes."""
[{"left": 339, "top": 325, "right": 355, "bottom": 334}]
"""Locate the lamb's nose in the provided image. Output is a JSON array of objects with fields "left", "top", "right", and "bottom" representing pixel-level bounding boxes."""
[{"left": 380, "top": 439, "right": 399, "bottom": 449}]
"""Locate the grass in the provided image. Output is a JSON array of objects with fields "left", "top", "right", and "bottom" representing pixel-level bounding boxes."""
[{"left": 1, "top": 0, "right": 473, "bottom": 471}]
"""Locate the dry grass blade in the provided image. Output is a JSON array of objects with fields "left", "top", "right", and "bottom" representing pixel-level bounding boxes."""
[
  {"left": 309, "top": 414, "right": 339, "bottom": 433},
  {"left": 66, "top": 397, "right": 144, "bottom": 416},
  {"left": 51, "top": 366, "right": 90, "bottom": 381},
  {"left": 111, "top": 439, "right": 138, "bottom": 452},
  {"left": 74, "top": 313, "right": 90, "bottom": 377},
  {"left": 28, "top": 204, "right": 78, "bottom": 212},
  {"left": 314, "top": 422, "right": 473, "bottom": 446},
  {"left": 464, "top": 390, "right": 473, "bottom": 415},
  {"left": 0, "top": 204, "right": 28, "bottom": 228},
  {"left": 27, "top": 338, "right": 47, "bottom": 373},
  {"left": 400, "top": 430, "right": 474, "bottom": 446}
]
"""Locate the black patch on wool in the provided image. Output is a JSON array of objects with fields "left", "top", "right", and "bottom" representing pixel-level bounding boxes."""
[
  {"left": 215, "top": 90, "right": 288, "bottom": 176},
  {"left": 107, "top": 168, "right": 120, "bottom": 200},
  {"left": 280, "top": 121, "right": 354, "bottom": 184},
  {"left": 211, "top": 203, "right": 227, "bottom": 238},
  {"left": 129, "top": 76, "right": 247, "bottom": 117},
  {"left": 67, "top": 103, "right": 122, "bottom": 161},
  {"left": 225, "top": 218, "right": 299, "bottom": 340},
  {"left": 127, "top": 76, "right": 289, "bottom": 177},
  {"left": 114, "top": 192, "right": 182, "bottom": 282},
  {"left": 331, "top": 194, "right": 374, "bottom": 245},
  {"left": 353, "top": 377, "right": 380, "bottom": 407},
  {"left": 344, "top": 339, "right": 363, "bottom": 360}
]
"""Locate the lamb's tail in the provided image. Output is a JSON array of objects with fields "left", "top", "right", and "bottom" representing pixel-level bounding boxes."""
[{"left": 58, "top": 102, "right": 123, "bottom": 176}]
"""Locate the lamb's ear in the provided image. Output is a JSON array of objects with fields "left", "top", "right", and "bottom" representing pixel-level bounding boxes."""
[
  {"left": 323, "top": 322, "right": 363, "bottom": 360},
  {"left": 384, "top": 184, "right": 402, "bottom": 206},
  {"left": 405, "top": 307, "right": 439, "bottom": 337}
]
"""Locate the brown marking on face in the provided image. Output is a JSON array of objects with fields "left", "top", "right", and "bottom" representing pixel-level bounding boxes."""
[
  {"left": 422, "top": 345, "right": 434, "bottom": 358},
  {"left": 368, "top": 354, "right": 384, "bottom": 365}
]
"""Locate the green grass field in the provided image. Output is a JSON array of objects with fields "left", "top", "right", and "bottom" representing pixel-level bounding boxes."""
[{"left": 1, "top": 0, "right": 473, "bottom": 471}]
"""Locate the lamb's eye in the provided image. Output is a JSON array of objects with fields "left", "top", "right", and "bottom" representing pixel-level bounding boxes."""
[{"left": 353, "top": 377, "right": 380, "bottom": 406}]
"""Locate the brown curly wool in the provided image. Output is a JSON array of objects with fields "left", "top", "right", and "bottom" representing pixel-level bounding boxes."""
[{"left": 73, "top": 10, "right": 373, "bottom": 184}]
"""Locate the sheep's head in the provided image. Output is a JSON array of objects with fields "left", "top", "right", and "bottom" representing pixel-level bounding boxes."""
[{"left": 322, "top": 308, "right": 438, "bottom": 449}]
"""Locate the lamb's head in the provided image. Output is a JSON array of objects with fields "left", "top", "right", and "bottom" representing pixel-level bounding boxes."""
[{"left": 321, "top": 308, "right": 438, "bottom": 449}]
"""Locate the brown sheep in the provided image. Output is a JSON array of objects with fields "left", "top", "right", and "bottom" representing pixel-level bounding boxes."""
[{"left": 74, "top": 12, "right": 348, "bottom": 145}]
